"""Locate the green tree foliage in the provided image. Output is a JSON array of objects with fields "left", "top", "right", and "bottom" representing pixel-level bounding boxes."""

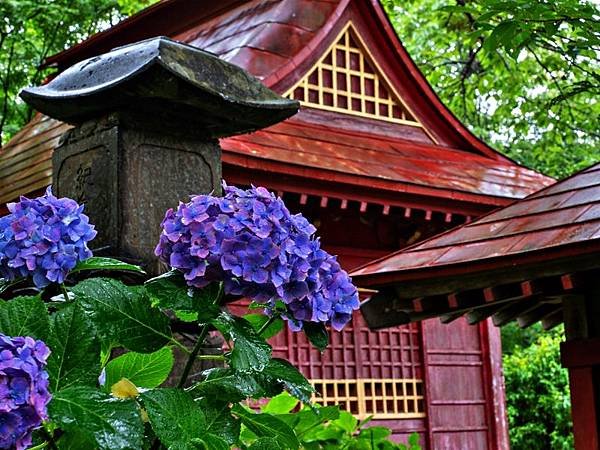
[
  {"left": 382, "top": 0, "right": 600, "bottom": 178},
  {"left": 501, "top": 322, "right": 544, "bottom": 354},
  {"left": 0, "top": 0, "right": 154, "bottom": 143},
  {"left": 503, "top": 326, "right": 573, "bottom": 449}
]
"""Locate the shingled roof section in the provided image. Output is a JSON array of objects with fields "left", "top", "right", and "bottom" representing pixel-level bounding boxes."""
[
  {"left": 351, "top": 162, "right": 600, "bottom": 286},
  {"left": 352, "top": 162, "right": 600, "bottom": 330},
  {"left": 222, "top": 111, "right": 551, "bottom": 203}
]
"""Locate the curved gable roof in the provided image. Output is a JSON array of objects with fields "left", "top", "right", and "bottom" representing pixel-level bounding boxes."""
[{"left": 44, "top": 0, "right": 514, "bottom": 157}]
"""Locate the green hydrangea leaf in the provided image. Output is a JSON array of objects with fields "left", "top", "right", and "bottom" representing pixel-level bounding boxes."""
[
  {"left": 192, "top": 434, "right": 229, "bottom": 450},
  {"left": 303, "top": 322, "right": 328, "bottom": 352},
  {"left": 244, "top": 313, "right": 284, "bottom": 339},
  {"left": 333, "top": 410, "right": 358, "bottom": 434},
  {"left": 0, "top": 295, "right": 49, "bottom": 340},
  {"left": 191, "top": 367, "right": 267, "bottom": 402},
  {"left": 47, "top": 303, "right": 100, "bottom": 392},
  {"left": 357, "top": 426, "right": 392, "bottom": 442},
  {"left": 232, "top": 404, "right": 299, "bottom": 450},
  {"left": 262, "top": 393, "right": 300, "bottom": 414},
  {"left": 262, "top": 359, "right": 314, "bottom": 404},
  {"left": 198, "top": 398, "right": 241, "bottom": 445},
  {"left": 212, "top": 312, "right": 272, "bottom": 372},
  {"left": 103, "top": 347, "right": 174, "bottom": 390},
  {"left": 279, "top": 405, "right": 340, "bottom": 438},
  {"left": 48, "top": 386, "right": 143, "bottom": 450},
  {"left": 56, "top": 430, "right": 96, "bottom": 449},
  {"left": 140, "top": 388, "right": 208, "bottom": 450},
  {"left": 71, "top": 257, "right": 145, "bottom": 274},
  {"left": 145, "top": 271, "right": 221, "bottom": 322},
  {"left": 72, "top": 278, "right": 171, "bottom": 353}
]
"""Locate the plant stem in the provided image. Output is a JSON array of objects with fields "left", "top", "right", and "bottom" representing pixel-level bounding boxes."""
[
  {"left": 39, "top": 427, "right": 57, "bottom": 450},
  {"left": 59, "top": 283, "right": 69, "bottom": 301},
  {"left": 28, "top": 443, "right": 48, "bottom": 450},
  {"left": 176, "top": 283, "right": 223, "bottom": 389},
  {"left": 177, "top": 325, "right": 210, "bottom": 389},
  {"left": 257, "top": 315, "right": 277, "bottom": 336}
]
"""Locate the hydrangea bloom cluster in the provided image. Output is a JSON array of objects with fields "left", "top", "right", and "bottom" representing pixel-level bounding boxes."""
[
  {"left": 155, "top": 183, "right": 359, "bottom": 330},
  {"left": 0, "top": 334, "right": 51, "bottom": 450},
  {"left": 0, "top": 187, "right": 97, "bottom": 288}
]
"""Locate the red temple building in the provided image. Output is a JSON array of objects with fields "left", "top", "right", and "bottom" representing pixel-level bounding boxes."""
[{"left": 0, "top": 1, "right": 554, "bottom": 448}]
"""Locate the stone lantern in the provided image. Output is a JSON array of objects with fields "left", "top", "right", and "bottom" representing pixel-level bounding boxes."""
[{"left": 20, "top": 37, "right": 298, "bottom": 273}]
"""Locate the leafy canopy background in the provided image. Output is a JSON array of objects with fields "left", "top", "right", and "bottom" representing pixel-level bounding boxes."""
[
  {"left": 0, "top": 0, "right": 154, "bottom": 143},
  {"left": 383, "top": 0, "right": 599, "bottom": 178}
]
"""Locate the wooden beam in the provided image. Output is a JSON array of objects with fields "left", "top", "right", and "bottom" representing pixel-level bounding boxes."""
[
  {"left": 412, "top": 295, "right": 446, "bottom": 313},
  {"left": 360, "top": 272, "right": 596, "bottom": 330},
  {"left": 542, "top": 308, "right": 563, "bottom": 330},
  {"left": 517, "top": 303, "right": 561, "bottom": 328},
  {"left": 466, "top": 299, "right": 520, "bottom": 325},
  {"left": 561, "top": 337, "right": 600, "bottom": 368},
  {"left": 386, "top": 256, "right": 600, "bottom": 300},
  {"left": 483, "top": 283, "right": 524, "bottom": 303},
  {"left": 439, "top": 311, "right": 464, "bottom": 324},
  {"left": 359, "top": 289, "right": 412, "bottom": 329},
  {"left": 492, "top": 297, "right": 541, "bottom": 326},
  {"left": 447, "top": 289, "right": 486, "bottom": 309},
  {"left": 568, "top": 367, "right": 600, "bottom": 450}
]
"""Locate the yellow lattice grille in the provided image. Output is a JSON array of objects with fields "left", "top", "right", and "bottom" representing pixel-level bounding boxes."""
[
  {"left": 310, "top": 378, "right": 426, "bottom": 419},
  {"left": 284, "top": 22, "right": 421, "bottom": 127}
]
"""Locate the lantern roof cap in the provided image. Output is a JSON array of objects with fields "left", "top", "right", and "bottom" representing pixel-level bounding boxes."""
[{"left": 20, "top": 36, "right": 298, "bottom": 137}]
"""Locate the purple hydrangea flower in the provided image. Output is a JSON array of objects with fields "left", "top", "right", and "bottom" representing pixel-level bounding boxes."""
[
  {"left": 0, "top": 187, "right": 97, "bottom": 288},
  {"left": 0, "top": 334, "right": 51, "bottom": 450},
  {"left": 155, "top": 182, "right": 360, "bottom": 331}
]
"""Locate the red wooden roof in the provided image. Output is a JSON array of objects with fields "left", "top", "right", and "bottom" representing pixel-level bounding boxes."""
[
  {"left": 351, "top": 162, "right": 600, "bottom": 287},
  {"left": 223, "top": 110, "right": 551, "bottom": 202},
  {"left": 1, "top": 0, "right": 553, "bottom": 209}
]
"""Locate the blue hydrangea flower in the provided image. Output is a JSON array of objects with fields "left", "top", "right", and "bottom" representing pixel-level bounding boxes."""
[
  {"left": 155, "top": 182, "right": 360, "bottom": 331},
  {"left": 0, "top": 334, "right": 51, "bottom": 450},
  {"left": 0, "top": 187, "right": 97, "bottom": 288}
]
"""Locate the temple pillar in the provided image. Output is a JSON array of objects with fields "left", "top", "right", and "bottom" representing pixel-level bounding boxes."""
[{"left": 561, "top": 287, "right": 600, "bottom": 450}]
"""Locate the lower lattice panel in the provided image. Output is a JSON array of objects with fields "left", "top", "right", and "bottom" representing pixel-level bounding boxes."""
[{"left": 310, "top": 378, "right": 425, "bottom": 419}]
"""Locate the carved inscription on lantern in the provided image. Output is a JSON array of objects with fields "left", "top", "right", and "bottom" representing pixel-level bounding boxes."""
[{"left": 54, "top": 144, "right": 117, "bottom": 251}]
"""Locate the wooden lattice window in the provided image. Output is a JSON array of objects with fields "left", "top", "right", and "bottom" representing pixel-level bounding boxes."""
[
  {"left": 311, "top": 379, "right": 425, "bottom": 419},
  {"left": 268, "top": 311, "right": 426, "bottom": 420},
  {"left": 284, "top": 22, "right": 421, "bottom": 126}
]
